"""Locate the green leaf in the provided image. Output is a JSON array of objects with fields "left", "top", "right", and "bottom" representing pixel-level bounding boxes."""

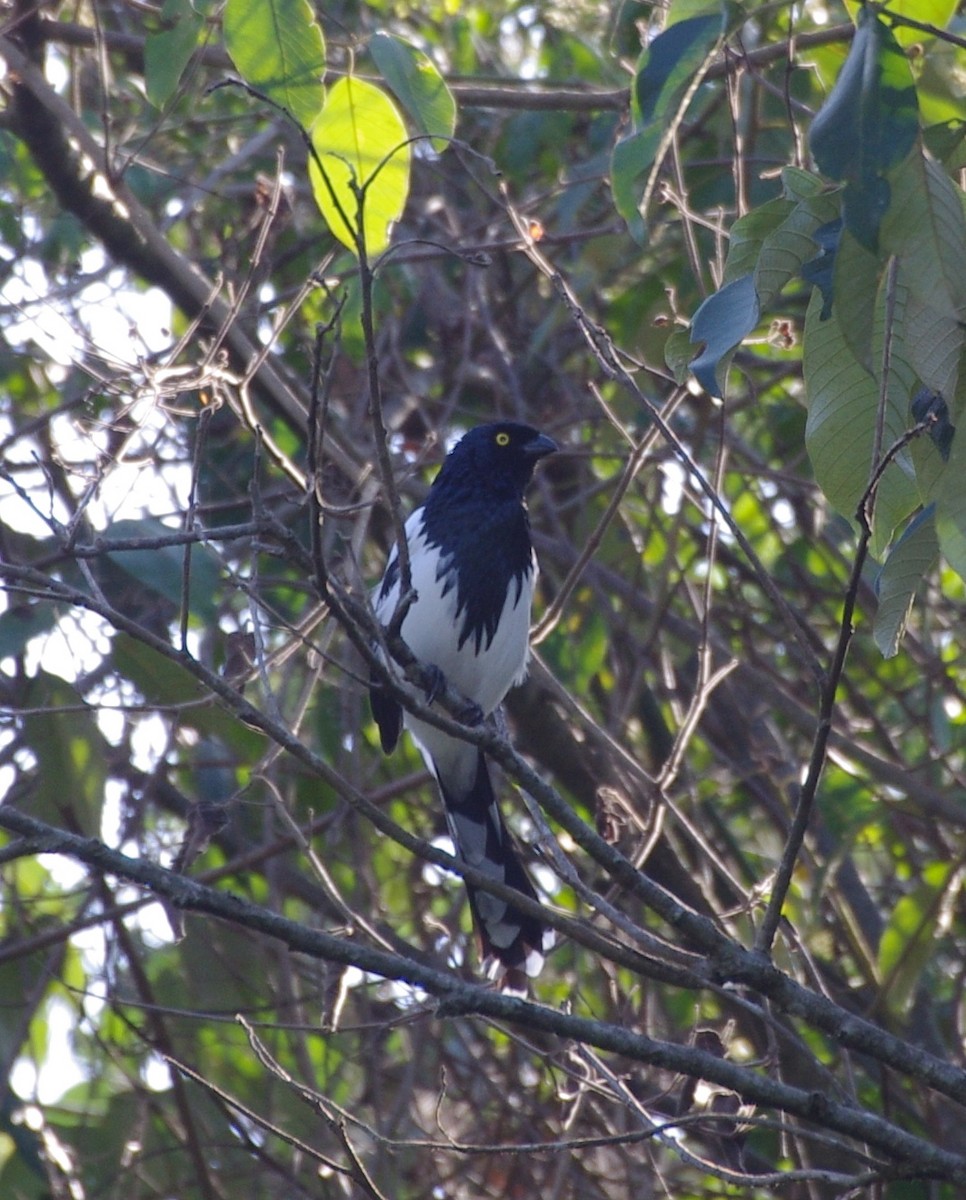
[
  {"left": 611, "top": 11, "right": 724, "bottom": 240},
  {"left": 610, "top": 132, "right": 650, "bottom": 244},
  {"left": 910, "top": 407, "right": 951, "bottom": 510},
  {"left": 111, "top": 633, "right": 263, "bottom": 754},
  {"left": 808, "top": 7, "right": 919, "bottom": 250},
  {"left": 873, "top": 506, "right": 940, "bottom": 657},
  {"left": 145, "top": 0, "right": 206, "bottom": 109},
  {"left": 881, "top": 152, "right": 966, "bottom": 404},
  {"left": 781, "top": 164, "right": 828, "bottom": 202},
  {"left": 665, "top": 0, "right": 722, "bottom": 20},
  {"left": 923, "top": 120, "right": 966, "bottom": 167},
  {"left": 370, "top": 32, "right": 456, "bottom": 154},
  {"left": 21, "top": 672, "right": 108, "bottom": 835},
  {"left": 309, "top": 76, "right": 411, "bottom": 257},
  {"left": 105, "top": 518, "right": 221, "bottom": 625},
  {"left": 723, "top": 197, "right": 796, "bottom": 284},
  {"left": 634, "top": 14, "right": 721, "bottom": 125},
  {"left": 844, "top": 0, "right": 960, "bottom": 48},
  {"left": 688, "top": 185, "right": 844, "bottom": 399},
  {"left": 903, "top": 288, "right": 966, "bottom": 406},
  {"left": 933, "top": 409, "right": 966, "bottom": 583},
  {"left": 800, "top": 218, "right": 842, "bottom": 318},
  {"left": 664, "top": 329, "right": 697, "bottom": 383},
  {"left": 224, "top": 0, "right": 326, "bottom": 131},
  {"left": 0, "top": 601, "right": 60, "bottom": 658},
  {"left": 746, "top": 192, "right": 844, "bottom": 313},
  {"left": 830, "top": 228, "right": 882, "bottom": 371},
  {"left": 803, "top": 286, "right": 919, "bottom": 549},
  {"left": 877, "top": 859, "right": 961, "bottom": 1017},
  {"left": 882, "top": 152, "right": 966, "bottom": 312},
  {"left": 912, "top": 386, "right": 955, "bottom": 462},
  {"left": 688, "top": 273, "right": 760, "bottom": 398}
]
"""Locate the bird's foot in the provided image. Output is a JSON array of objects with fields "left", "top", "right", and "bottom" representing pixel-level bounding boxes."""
[
  {"left": 422, "top": 663, "right": 447, "bottom": 705},
  {"left": 422, "top": 664, "right": 483, "bottom": 726},
  {"left": 456, "top": 699, "right": 484, "bottom": 726}
]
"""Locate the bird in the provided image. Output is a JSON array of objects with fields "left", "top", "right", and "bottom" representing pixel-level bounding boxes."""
[{"left": 369, "top": 421, "right": 557, "bottom": 989}]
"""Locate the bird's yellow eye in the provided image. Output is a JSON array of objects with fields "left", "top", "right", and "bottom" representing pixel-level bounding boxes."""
[{"left": 495, "top": 431, "right": 510, "bottom": 446}]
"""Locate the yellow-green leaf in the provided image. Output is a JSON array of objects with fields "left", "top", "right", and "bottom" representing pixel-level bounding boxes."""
[
  {"left": 308, "top": 76, "right": 411, "bottom": 257},
  {"left": 844, "top": 0, "right": 959, "bottom": 49}
]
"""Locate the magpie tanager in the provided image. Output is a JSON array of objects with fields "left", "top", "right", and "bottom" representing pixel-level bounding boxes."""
[{"left": 370, "top": 422, "right": 557, "bottom": 988}]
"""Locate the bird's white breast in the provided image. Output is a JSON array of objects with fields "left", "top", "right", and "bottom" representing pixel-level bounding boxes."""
[{"left": 375, "top": 512, "right": 534, "bottom": 717}]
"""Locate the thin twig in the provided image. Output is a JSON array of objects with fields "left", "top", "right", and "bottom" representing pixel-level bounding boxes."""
[
  {"left": 2, "top": 805, "right": 966, "bottom": 1184},
  {"left": 6, "top": 553, "right": 966, "bottom": 1120},
  {"left": 533, "top": 388, "right": 685, "bottom": 644},
  {"left": 502, "top": 189, "right": 826, "bottom": 688},
  {"left": 755, "top": 259, "right": 910, "bottom": 957}
]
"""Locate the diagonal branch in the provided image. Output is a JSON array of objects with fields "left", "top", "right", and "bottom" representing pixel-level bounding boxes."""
[{"left": 0, "top": 805, "right": 965, "bottom": 1185}]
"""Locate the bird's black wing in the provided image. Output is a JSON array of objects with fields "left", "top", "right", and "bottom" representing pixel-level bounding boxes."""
[{"left": 369, "top": 545, "right": 405, "bottom": 753}]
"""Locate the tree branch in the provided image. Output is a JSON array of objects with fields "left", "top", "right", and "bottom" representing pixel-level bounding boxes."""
[{"left": 1, "top": 804, "right": 964, "bottom": 1185}]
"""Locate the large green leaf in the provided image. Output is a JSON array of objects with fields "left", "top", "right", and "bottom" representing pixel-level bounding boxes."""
[
  {"left": 803, "top": 286, "right": 919, "bottom": 551},
  {"left": 611, "top": 10, "right": 724, "bottom": 241},
  {"left": 873, "top": 150, "right": 966, "bottom": 583},
  {"left": 873, "top": 505, "right": 940, "bottom": 657},
  {"left": 800, "top": 219, "right": 841, "bottom": 319},
  {"left": 730, "top": 187, "right": 843, "bottom": 311},
  {"left": 224, "top": 0, "right": 326, "bottom": 131},
  {"left": 634, "top": 12, "right": 722, "bottom": 125},
  {"left": 105, "top": 518, "right": 221, "bottom": 625},
  {"left": 145, "top": 0, "right": 207, "bottom": 109},
  {"left": 881, "top": 152, "right": 966, "bottom": 406},
  {"left": 829, "top": 228, "right": 882, "bottom": 371},
  {"left": 910, "top": 395, "right": 952, "bottom": 508},
  {"left": 112, "top": 633, "right": 263, "bottom": 755},
  {"left": 808, "top": 6, "right": 919, "bottom": 250},
  {"left": 688, "top": 179, "right": 841, "bottom": 396},
  {"left": 688, "top": 273, "right": 759, "bottom": 398},
  {"left": 309, "top": 76, "right": 411, "bottom": 257},
  {"left": 932, "top": 403, "right": 966, "bottom": 583},
  {"left": 803, "top": 290, "right": 875, "bottom": 514},
  {"left": 722, "top": 198, "right": 795, "bottom": 284},
  {"left": 370, "top": 32, "right": 456, "bottom": 155},
  {"left": 903, "top": 288, "right": 965, "bottom": 404}
]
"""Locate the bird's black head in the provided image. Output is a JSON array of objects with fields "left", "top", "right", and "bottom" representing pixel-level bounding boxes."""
[{"left": 432, "top": 422, "right": 557, "bottom": 500}]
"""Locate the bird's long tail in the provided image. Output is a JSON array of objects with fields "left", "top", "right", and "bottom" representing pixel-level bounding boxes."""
[{"left": 436, "top": 748, "right": 551, "bottom": 990}]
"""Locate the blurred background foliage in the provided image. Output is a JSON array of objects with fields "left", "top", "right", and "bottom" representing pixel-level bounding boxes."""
[{"left": 2, "top": 0, "right": 966, "bottom": 1196}]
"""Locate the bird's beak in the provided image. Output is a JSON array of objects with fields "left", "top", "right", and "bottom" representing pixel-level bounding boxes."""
[{"left": 523, "top": 432, "right": 558, "bottom": 459}]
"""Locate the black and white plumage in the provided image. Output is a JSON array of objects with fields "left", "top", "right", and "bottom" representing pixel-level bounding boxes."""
[{"left": 370, "top": 422, "right": 557, "bottom": 987}]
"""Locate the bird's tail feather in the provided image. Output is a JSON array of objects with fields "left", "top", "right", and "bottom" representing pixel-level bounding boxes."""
[{"left": 436, "top": 747, "right": 551, "bottom": 988}]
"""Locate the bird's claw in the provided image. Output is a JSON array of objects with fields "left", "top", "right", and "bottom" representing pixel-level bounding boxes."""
[
  {"left": 456, "top": 700, "right": 484, "bottom": 727},
  {"left": 422, "top": 665, "right": 483, "bottom": 726},
  {"left": 423, "top": 663, "right": 446, "bottom": 705}
]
